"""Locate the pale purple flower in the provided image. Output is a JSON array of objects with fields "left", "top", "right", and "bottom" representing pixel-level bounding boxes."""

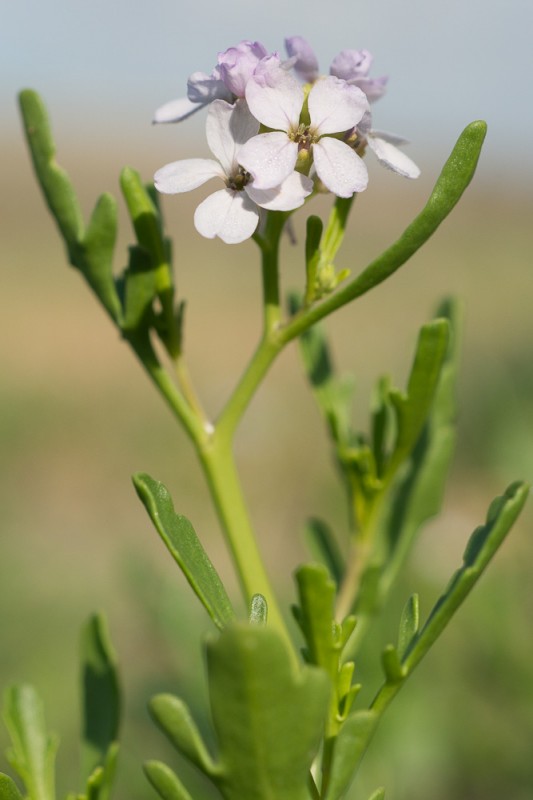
[
  {"left": 355, "top": 112, "right": 420, "bottom": 179},
  {"left": 154, "top": 100, "right": 313, "bottom": 244},
  {"left": 153, "top": 68, "right": 232, "bottom": 123},
  {"left": 153, "top": 40, "right": 273, "bottom": 124},
  {"left": 330, "top": 49, "right": 388, "bottom": 102},
  {"left": 284, "top": 36, "right": 320, "bottom": 83},
  {"left": 217, "top": 41, "right": 269, "bottom": 97},
  {"left": 284, "top": 36, "right": 388, "bottom": 102},
  {"left": 239, "top": 65, "right": 370, "bottom": 198}
]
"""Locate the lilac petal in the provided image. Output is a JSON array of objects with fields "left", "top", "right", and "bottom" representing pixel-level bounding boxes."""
[
  {"left": 284, "top": 36, "right": 320, "bottom": 82},
  {"left": 367, "top": 136, "right": 420, "bottom": 179},
  {"left": 153, "top": 97, "right": 203, "bottom": 124},
  {"left": 313, "top": 137, "right": 368, "bottom": 197},
  {"left": 245, "top": 58, "right": 303, "bottom": 131},
  {"left": 154, "top": 159, "right": 224, "bottom": 194},
  {"left": 206, "top": 99, "right": 259, "bottom": 175},
  {"left": 351, "top": 76, "right": 388, "bottom": 103},
  {"left": 238, "top": 131, "right": 298, "bottom": 190},
  {"left": 187, "top": 70, "right": 233, "bottom": 103},
  {"left": 309, "top": 77, "right": 369, "bottom": 135},
  {"left": 245, "top": 171, "right": 313, "bottom": 211},
  {"left": 194, "top": 189, "right": 259, "bottom": 244},
  {"left": 330, "top": 49, "right": 373, "bottom": 81},
  {"left": 217, "top": 41, "right": 269, "bottom": 97}
]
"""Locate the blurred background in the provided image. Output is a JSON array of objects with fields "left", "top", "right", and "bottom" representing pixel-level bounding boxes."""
[{"left": 2, "top": 1, "right": 533, "bottom": 798}]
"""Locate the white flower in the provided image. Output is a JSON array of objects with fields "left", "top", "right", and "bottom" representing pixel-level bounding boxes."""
[
  {"left": 357, "top": 112, "right": 420, "bottom": 179},
  {"left": 153, "top": 69, "right": 233, "bottom": 124},
  {"left": 154, "top": 99, "right": 313, "bottom": 244},
  {"left": 238, "top": 64, "right": 370, "bottom": 198}
]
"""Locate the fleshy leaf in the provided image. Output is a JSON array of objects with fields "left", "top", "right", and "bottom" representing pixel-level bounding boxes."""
[
  {"left": 397, "top": 594, "right": 419, "bottom": 660},
  {"left": 133, "top": 472, "right": 235, "bottom": 630},
  {"left": 249, "top": 594, "right": 268, "bottom": 625},
  {"left": 206, "top": 624, "right": 330, "bottom": 800},
  {"left": 18, "top": 89, "right": 85, "bottom": 250},
  {"left": 80, "top": 614, "right": 120, "bottom": 789},
  {"left": 143, "top": 761, "right": 193, "bottom": 800},
  {"left": 0, "top": 774, "right": 24, "bottom": 800},
  {"left": 3, "top": 685, "right": 57, "bottom": 800},
  {"left": 387, "top": 319, "right": 449, "bottom": 475},
  {"left": 303, "top": 518, "right": 345, "bottom": 585},
  {"left": 149, "top": 695, "right": 218, "bottom": 777},
  {"left": 323, "top": 710, "right": 378, "bottom": 800},
  {"left": 81, "top": 193, "right": 123, "bottom": 323}
]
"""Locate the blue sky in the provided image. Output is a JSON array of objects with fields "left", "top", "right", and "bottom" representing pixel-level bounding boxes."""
[{"left": 3, "top": 0, "right": 532, "bottom": 180}]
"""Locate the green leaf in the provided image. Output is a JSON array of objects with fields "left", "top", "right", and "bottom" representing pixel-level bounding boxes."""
[
  {"left": 402, "top": 481, "right": 529, "bottom": 673},
  {"left": 381, "top": 645, "right": 405, "bottom": 685},
  {"left": 121, "top": 245, "right": 157, "bottom": 332},
  {"left": 85, "top": 743, "right": 119, "bottom": 800},
  {"left": 303, "top": 518, "right": 345, "bottom": 585},
  {"left": 149, "top": 695, "right": 218, "bottom": 777},
  {"left": 397, "top": 594, "right": 419, "bottom": 660},
  {"left": 366, "top": 789, "right": 385, "bottom": 800},
  {"left": 3, "top": 685, "right": 57, "bottom": 800},
  {"left": 0, "top": 774, "right": 24, "bottom": 800},
  {"left": 387, "top": 319, "right": 449, "bottom": 474},
  {"left": 323, "top": 710, "right": 378, "bottom": 800},
  {"left": 133, "top": 472, "right": 235, "bottom": 630},
  {"left": 18, "top": 89, "right": 85, "bottom": 251},
  {"left": 206, "top": 624, "right": 330, "bottom": 800},
  {"left": 282, "top": 121, "right": 487, "bottom": 342},
  {"left": 304, "top": 215, "right": 323, "bottom": 305},
  {"left": 120, "top": 168, "right": 167, "bottom": 271},
  {"left": 81, "top": 193, "right": 123, "bottom": 323},
  {"left": 80, "top": 614, "right": 120, "bottom": 786},
  {"left": 143, "top": 761, "right": 193, "bottom": 800},
  {"left": 293, "top": 565, "right": 339, "bottom": 676},
  {"left": 249, "top": 594, "right": 268, "bottom": 625}
]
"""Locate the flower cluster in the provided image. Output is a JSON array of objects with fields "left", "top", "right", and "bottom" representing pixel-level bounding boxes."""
[{"left": 154, "top": 37, "right": 420, "bottom": 244}]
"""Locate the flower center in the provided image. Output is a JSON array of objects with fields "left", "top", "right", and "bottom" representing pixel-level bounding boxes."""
[
  {"left": 227, "top": 166, "right": 252, "bottom": 191},
  {"left": 289, "top": 123, "right": 318, "bottom": 152}
]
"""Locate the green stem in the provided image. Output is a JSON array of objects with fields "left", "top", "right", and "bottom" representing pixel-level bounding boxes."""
[{"left": 198, "top": 436, "right": 293, "bottom": 650}]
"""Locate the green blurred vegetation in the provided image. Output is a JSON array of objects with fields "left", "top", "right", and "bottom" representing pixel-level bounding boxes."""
[{"left": 1, "top": 129, "right": 532, "bottom": 800}]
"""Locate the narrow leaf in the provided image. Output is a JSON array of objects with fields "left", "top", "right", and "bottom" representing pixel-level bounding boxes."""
[
  {"left": 149, "top": 695, "right": 217, "bottom": 777},
  {"left": 81, "top": 193, "right": 122, "bottom": 323},
  {"left": 323, "top": 710, "right": 378, "bottom": 800},
  {"left": 282, "top": 121, "right": 487, "bottom": 342},
  {"left": 303, "top": 518, "right": 345, "bottom": 585},
  {"left": 80, "top": 614, "right": 120, "bottom": 784},
  {"left": 143, "top": 761, "right": 193, "bottom": 800},
  {"left": 403, "top": 482, "right": 529, "bottom": 672},
  {"left": 397, "top": 594, "right": 419, "bottom": 659},
  {"left": 18, "top": 89, "right": 85, "bottom": 249},
  {"left": 3, "top": 685, "right": 57, "bottom": 800},
  {"left": 133, "top": 472, "right": 235, "bottom": 630}
]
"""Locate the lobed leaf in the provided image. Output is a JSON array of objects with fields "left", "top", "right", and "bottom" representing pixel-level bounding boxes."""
[
  {"left": 323, "top": 710, "right": 378, "bottom": 800},
  {"left": 81, "top": 194, "right": 122, "bottom": 323},
  {"left": 206, "top": 624, "right": 330, "bottom": 800},
  {"left": 149, "top": 695, "right": 217, "bottom": 777},
  {"left": 303, "top": 518, "right": 345, "bottom": 586},
  {"left": 133, "top": 472, "right": 235, "bottom": 630}
]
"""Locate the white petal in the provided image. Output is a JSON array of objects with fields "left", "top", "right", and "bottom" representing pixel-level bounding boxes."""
[
  {"left": 245, "top": 172, "right": 314, "bottom": 211},
  {"left": 154, "top": 159, "right": 224, "bottom": 193},
  {"left": 367, "top": 136, "right": 421, "bottom": 179},
  {"left": 153, "top": 97, "right": 203, "bottom": 123},
  {"left": 309, "top": 77, "right": 369, "bottom": 135},
  {"left": 370, "top": 129, "right": 410, "bottom": 146},
  {"left": 245, "top": 63, "right": 303, "bottom": 131},
  {"left": 238, "top": 132, "right": 298, "bottom": 190},
  {"left": 206, "top": 99, "right": 259, "bottom": 175},
  {"left": 194, "top": 189, "right": 259, "bottom": 244},
  {"left": 313, "top": 138, "right": 368, "bottom": 197}
]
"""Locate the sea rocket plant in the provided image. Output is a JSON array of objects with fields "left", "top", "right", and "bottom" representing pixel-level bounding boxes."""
[{"left": 154, "top": 36, "right": 421, "bottom": 242}]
